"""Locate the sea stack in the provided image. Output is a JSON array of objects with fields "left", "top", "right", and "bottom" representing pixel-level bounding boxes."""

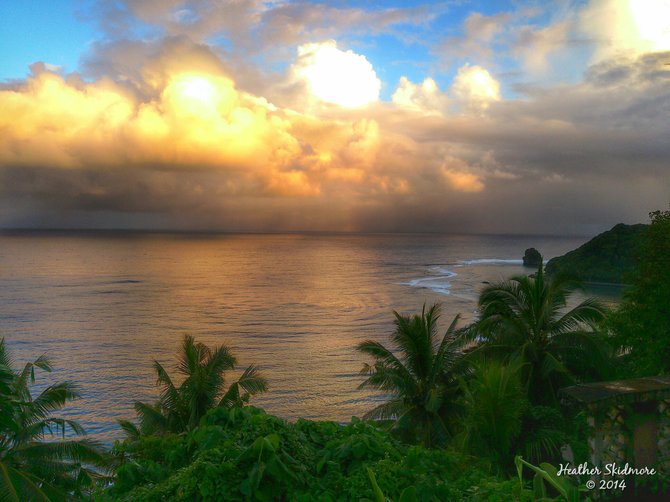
[{"left": 523, "top": 247, "right": 542, "bottom": 267}]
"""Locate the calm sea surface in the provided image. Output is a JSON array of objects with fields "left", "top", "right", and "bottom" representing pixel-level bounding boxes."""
[{"left": 0, "top": 232, "right": 618, "bottom": 444}]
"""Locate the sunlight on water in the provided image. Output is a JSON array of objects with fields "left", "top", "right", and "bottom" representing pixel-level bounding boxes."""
[{"left": 0, "top": 233, "right": 606, "bottom": 444}]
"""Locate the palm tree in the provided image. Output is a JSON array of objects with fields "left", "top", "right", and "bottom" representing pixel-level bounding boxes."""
[
  {"left": 0, "top": 338, "right": 109, "bottom": 501},
  {"left": 122, "top": 334, "right": 268, "bottom": 437},
  {"left": 469, "top": 260, "right": 609, "bottom": 404},
  {"left": 357, "top": 304, "right": 465, "bottom": 448}
]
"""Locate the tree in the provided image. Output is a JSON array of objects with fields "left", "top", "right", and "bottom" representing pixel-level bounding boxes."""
[
  {"left": 0, "top": 338, "right": 109, "bottom": 500},
  {"left": 122, "top": 334, "right": 268, "bottom": 437},
  {"left": 357, "top": 304, "right": 465, "bottom": 448},
  {"left": 469, "top": 261, "right": 609, "bottom": 404},
  {"left": 611, "top": 207, "right": 670, "bottom": 376}
]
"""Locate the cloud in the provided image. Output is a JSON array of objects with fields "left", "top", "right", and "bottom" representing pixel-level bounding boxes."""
[
  {"left": 443, "top": 11, "right": 512, "bottom": 63},
  {"left": 579, "top": 0, "right": 670, "bottom": 61},
  {"left": 450, "top": 64, "right": 501, "bottom": 112},
  {"left": 1, "top": 2, "right": 670, "bottom": 234},
  {"left": 513, "top": 21, "right": 571, "bottom": 72},
  {"left": 392, "top": 76, "right": 447, "bottom": 114},
  {"left": 290, "top": 40, "right": 381, "bottom": 108},
  {"left": 20, "top": 41, "right": 369, "bottom": 197},
  {"left": 3, "top": 45, "right": 669, "bottom": 234},
  {"left": 0, "top": 68, "right": 298, "bottom": 175},
  {"left": 0, "top": 58, "right": 336, "bottom": 201},
  {"left": 93, "top": 0, "right": 445, "bottom": 56},
  {"left": 442, "top": 167, "right": 485, "bottom": 193}
]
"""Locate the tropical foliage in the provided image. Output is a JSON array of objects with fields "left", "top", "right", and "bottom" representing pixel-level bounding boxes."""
[
  {"left": 101, "top": 405, "right": 529, "bottom": 501},
  {"left": 468, "top": 260, "right": 610, "bottom": 404},
  {"left": 120, "top": 334, "right": 268, "bottom": 437},
  {"left": 0, "top": 338, "right": 108, "bottom": 501},
  {"left": 457, "top": 359, "right": 527, "bottom": 467},
  {"left": 611, "top": 207, "right": 670, "bottom": 377},
  {"left": 545, "top": 222, "right": 647, "bottom": 284},
  {"left": 357, "top": 304, "right": 465, "bottom": 447},
  {"left": 515, "top": 456, "right": 591, "bottom": 502}
]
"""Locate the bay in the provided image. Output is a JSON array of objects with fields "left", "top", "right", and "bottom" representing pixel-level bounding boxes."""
[{"left": 0, "top": 232, "right": 615, "bottom": 444}]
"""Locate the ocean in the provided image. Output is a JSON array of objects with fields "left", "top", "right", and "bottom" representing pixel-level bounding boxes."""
[{"left": 0, "top": 232, "right": 618, "bottom": 444}]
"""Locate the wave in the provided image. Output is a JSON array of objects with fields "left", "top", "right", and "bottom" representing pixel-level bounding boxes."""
[
  {"left": 403, "top": 266, "right": 457, "bottom": 296},
  {"left": 404, "top": 258, "right": 535, "bottom": 297},
  {"left": 459, "top": 258, "right": 548, "bottom": 265},
  {"left": 460, "top": 259, "right": 524, "bottom": 265}
]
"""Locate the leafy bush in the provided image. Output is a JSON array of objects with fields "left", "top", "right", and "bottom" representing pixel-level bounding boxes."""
[{"left": 101, "top": 406, "right": 525, "bottom": 501}]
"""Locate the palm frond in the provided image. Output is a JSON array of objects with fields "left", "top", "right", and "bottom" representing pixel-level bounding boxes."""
[
  {"left": 552, "top": 297, "right": 607, "bottom": 333},
  {"left": 15, "top": 438, "right": 108, "bottom": 465},
  {"left": 0, "top": 462, "right": 22, "bottom": 502},
  {"left": 219, "top": 365, "right": 267, "bottom": 408},
  {"left": 429, "top": 314, "right": 462, "bottom": 385},
  {"left": 205, "top": 345, "right": 236, "bottom": 376},
  {"left": 134, "top": 401, "right": 170, "bottom": 435},
  {"left": 358, "top": 343, "right": 419, "bottom": 397},
  {"left": 391, "top": 305, "right": 436, "bottom": 381},
  {"left": 0, "top": 338, "right": 14, "bottom": 370},
  {"left": 233, "top": 364, "right": 268, "bottom": 396},
  {"left": 177, "top": 334, "right": 200, "bottom": 377},
  {"left": 152, "top": 361, "right": 181, "bottom": 414},
  {"left": 362, "top": 398, "right": 405, "bottom": 421},
  {"left": 0, "top": 463, "right": 51, "bottom": 502},
  {"left": 118, "top": 419, "right": 142, "bottom": 441},
  {"left": 220, "top": 382, "right": 241, "bottom": 408},
  {"left": 29, "top": 382, "right": 80, "bottom": 422},
  {"left": 20, "top": 417, "right": 87, "bottom": 442}
]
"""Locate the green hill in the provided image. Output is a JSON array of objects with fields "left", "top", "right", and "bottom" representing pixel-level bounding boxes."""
[{"left": 545, "top": 223, "right": 647, "bottom": 284}]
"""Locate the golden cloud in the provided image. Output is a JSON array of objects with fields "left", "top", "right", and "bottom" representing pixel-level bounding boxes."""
[
  {"left": 392, "top": 77, "right": 448, "bottom": 114},
  {"left": 451, "top": 64, "right": 500, "bottom": 113},
  {"left": 442, "top": 170, "right": 484, "bottom": 193},
  {"left": 0, "top": 67, "right": 386, "bottom": 198},
  {"left": 289, "top": 41, "right": 381, "bottom": 109},
  {"left": 0, "top": 47, "right": 495, "bottom": 222}
]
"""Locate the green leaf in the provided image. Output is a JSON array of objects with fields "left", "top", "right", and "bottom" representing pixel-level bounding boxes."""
[
  {"left": 366, "top": 468, "right": 386, "bottom": 502},
  {"left": 398, "top": 486, "right": 418, "bottom": 502}
]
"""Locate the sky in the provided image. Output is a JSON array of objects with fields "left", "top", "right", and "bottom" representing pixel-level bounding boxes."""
[{"left": 0, "top": 0, "right": 669, "bottom": 235}]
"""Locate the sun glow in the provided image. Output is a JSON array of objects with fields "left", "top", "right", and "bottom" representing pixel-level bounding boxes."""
[
  {"left": 163, "top": 74, "right": 236, "bottom": 117},
  {"left": 175, "top": 75, "right": 216, "bottom": 103},
  {"left": 294, "top": 41, "right": 381, "bottom": 108},
  {"left": 581, "top": 0, "right": 670, "bottom": 59},
  {"left": 451, "top": 65, "right": 500, "bottom": 112},
  {"left": 628, "top": 0, "right": 670, "bottom": 52}
]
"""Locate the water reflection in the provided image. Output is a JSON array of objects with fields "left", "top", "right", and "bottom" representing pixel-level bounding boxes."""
[{"left": 0, "top": 232, "right": 606, "bottom": 443}]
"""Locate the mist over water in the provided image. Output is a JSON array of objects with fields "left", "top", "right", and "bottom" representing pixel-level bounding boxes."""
[{"left": 0, "top": 232, "right": 608, "bottom": 444}]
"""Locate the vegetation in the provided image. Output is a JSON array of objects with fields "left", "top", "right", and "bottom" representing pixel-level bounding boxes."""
[
  {"left": 610, "top": 208, "right": 670, "bottom": 377},
  {"left": 101, "top": 405, "right": 529, "bottom": 501},
  {"left": 120, "top": 334, "right": 268, "bottom": 438},
  {"left": 457, "top": 359, "right": 527, "bottom": 467},
  {"left": 515, "top": 456, "right": 591, "bottom": 502},
  {"left": 357, "top": 304, "right": 465, "bottom": 448},
  {"left": 467, "top": 260, "right": 610, "bottom": 404},
  {"left": 545, "top": 223, "right": 647, "bottom": 284},
  {"left": 0, "top": 338, "right": 109, "bottom": 501}
]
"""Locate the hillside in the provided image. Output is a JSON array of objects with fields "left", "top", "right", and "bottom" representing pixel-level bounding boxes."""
[{"left": 545, "top": 223, "right": 647, "bottom": 284}]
